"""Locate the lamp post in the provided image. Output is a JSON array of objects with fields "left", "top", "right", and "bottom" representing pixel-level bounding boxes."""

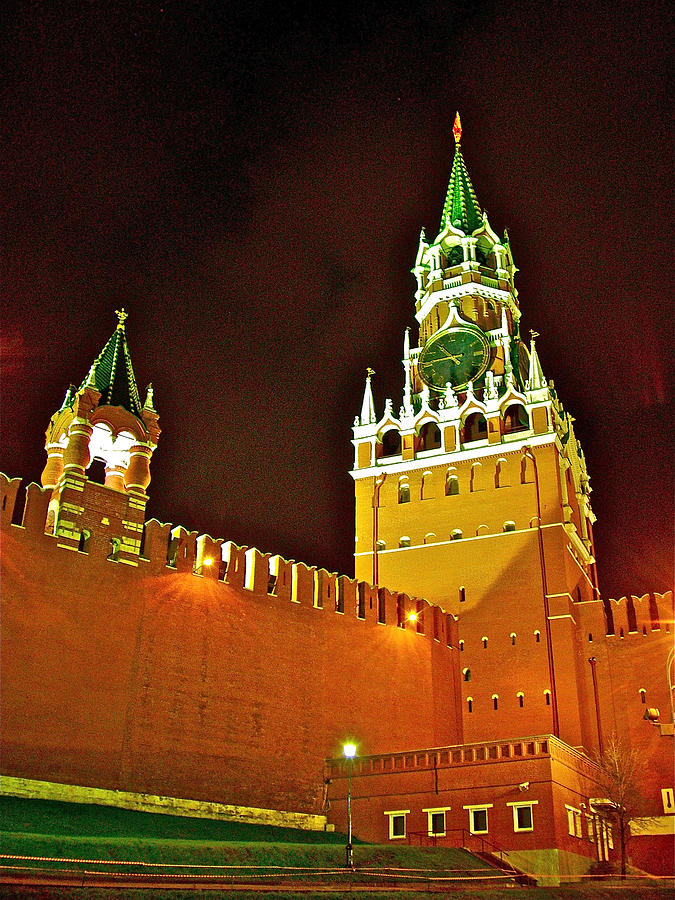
[{"left": 343, "top": 742, "right": 356, "bottom": 869}]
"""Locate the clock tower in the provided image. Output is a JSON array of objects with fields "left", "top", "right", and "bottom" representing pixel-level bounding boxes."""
[{"left": 350, "top": 115, "right": 605, "bottom": 750}]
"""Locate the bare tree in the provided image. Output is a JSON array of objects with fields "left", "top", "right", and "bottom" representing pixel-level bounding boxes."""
[{"left": 592, "top": 735, "right": 645, "bottom": 878}]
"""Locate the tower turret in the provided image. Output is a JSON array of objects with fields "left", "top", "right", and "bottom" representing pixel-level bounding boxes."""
[
  {"left": 42, "top": 310, "right": 160, "bottom": 564},
  {"left": 350, "top": 116, "right": 600, "bottom": 752}
]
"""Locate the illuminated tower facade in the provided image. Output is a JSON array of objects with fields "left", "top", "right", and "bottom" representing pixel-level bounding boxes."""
[
  {"left": 41, "top": 309, "right": 160, "bottom": 565},
  {"left": 351, "top": 116, "right": 605, "bottom": 750}
]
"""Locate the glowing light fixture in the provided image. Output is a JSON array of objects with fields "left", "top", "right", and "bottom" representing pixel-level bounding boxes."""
[
  {"left": 203, "top": 557, "right": 214, "bottom": 567},
  {"left": 343, "top": 742, "right": 357, "bottom": 758},
  {"left": 408, "top": 612, "right": 418, "bottom": 623}
]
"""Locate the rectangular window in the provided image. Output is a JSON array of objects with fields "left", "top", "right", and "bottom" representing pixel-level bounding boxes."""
[
  {"left": 566, "top": 806, "right": 582, "bottom": 838},
  {"left": 507, "top": 801, "right": 538, "bottom": 832},
  {"left": 463, "top": 804, "right": 492, "bottom": 835},
  {"left": 384, "top": 810, "right": 409, "bottom": 840},
  {"left": 662, "top": 788, "right": 675, "bottom": 814},
  {"left": 422, "top": 806, "right": 451, "bottom": 838}
]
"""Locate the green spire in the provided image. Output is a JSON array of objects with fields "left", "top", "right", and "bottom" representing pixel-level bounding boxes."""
[
  {"left": 78, "top": 308, "right": 143, "bottom": 417},
  {"left": 439, "top": 112, "right": 483, "bottom": 235}
]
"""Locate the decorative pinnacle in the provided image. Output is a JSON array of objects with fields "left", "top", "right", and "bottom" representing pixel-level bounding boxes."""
[
  {"left": 530, "top": 329, "right": 540, "bottom": 341},
  {"left": 366, "top": 367, "right": 375, "bottom": 377},
  {"left": 115, "top": 308, "right": 129, "bottom": 330},
  {"left": 453, "top": 111, "right": 462, "bottom": 145}
]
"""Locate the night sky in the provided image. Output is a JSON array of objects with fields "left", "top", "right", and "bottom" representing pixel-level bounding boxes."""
[{"left": 3, "top": 1, "right": 672, "bottom": 600}]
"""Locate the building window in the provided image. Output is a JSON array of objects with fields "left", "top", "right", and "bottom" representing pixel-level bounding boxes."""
[
  {"left": 566, "top": 806, "right": 582, "bottom": 838},
  {"left": 375, "top": 539, "right": 386, "bottom": 551},
  {"left": 446, "top": 473, "right": 459, "bottom": 496},
  {"left": 639, "top": 689, "right": 646, "bottom": 704},
  {"left": 423, "top": 807, "right": 451, "bottom": 837},
  {"left": 508, "top": 801, "right": 537, "bottom": 832},
  {"left": 398, "top": 479, "right": 410, "bottom": 503},
  {"left": 399, "top": 536, "right": 411, "bottom": 548},
  {"left": 503, "top": 521, "right": 516, "bottom": 532},
  {"left": 482, "top": 636, "right": 488, "bottom": 648},
  {"left": 492, "top": 694, "right": 499, "bottom": 710},
  {"left": 384, "top": 810, "right": 410, "bottom": 840},
  {"left": 464, "top": 805, "right": 492, "bottom": 834},
  {"left": 467, "top": 697, "right": 473, "bottom": 713},
  {"left": 544, "top": 690, "right": 551, "bottom": 706},
  {"left": 517, "top": 692, "right": 524, "bottom": 708},
  {"left": 510, "top": 632, "right": 516, "bottom": 645},
  {"left": 463, "top": 668, "right": 471, "bottom": 682},
  {"left": 451, "top": 529, "right": 463, "bottom": 540},
  {"left": 382, "top": 429, "right": 402, "bottom": 457},
  {"left": 534, "top": 630, "right": 541, "bottom": 642},
  {"left": 459, "top": 640, "right": 464, "bottom": 651},
  {"left": 459, "top": 586, "right": 466, "bottom": 603}
]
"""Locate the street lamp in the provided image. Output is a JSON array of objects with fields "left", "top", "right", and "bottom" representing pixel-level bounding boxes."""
[{"left": 343, "top": 742, "right": 357, "bottom": 869}]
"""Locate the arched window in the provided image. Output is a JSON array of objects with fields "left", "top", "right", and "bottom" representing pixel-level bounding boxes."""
[
  {"left": 463, "top": 668, "right": 471, "bottom": 682},
  {"left": 423, "top": 532, "right": 436, "bottom": 545},
  {"left": 463, "top": 413, "right": 488, "bottom": 444},
  {"left": 418, "top": 422, "right": 441, "bottom": 451},
  {"left": 375, "top": 539, "right": 386, "bottom": 551},
  {"left": 467, "top": 697, "right": 473, "bottom": 713},
  {"left": 381, "top": 429, "right": 402, "bottom": 457},
  {"left": 399, "top": 536, "right": 411, "bottom": 548},
  {"left": 459, "top": 586, "right": 466, "bottom": 603},
  {"left": 108, "top": 538, "right": 121, "bottom": 562},
  {"left": 639, "top": 689, "right": 646, "bottom": 704},
  {"left": 534, "top": 630, "right": 541, "bottom": 643},
  {"left": 451, "top": 529, "right": 463, "bottom": 541},
  {"left": 482, "top": 636, "right": 488, "bottom": 649},
  {"left": 78, "top": 530, "right": 91, "bottom": 554},
  {"left": 503, "top": 404, "right": 529, "bottom": 435},
  {"left": 521, "top": 455, "right": 534, "bottom": 484},
  {"left": 495, "top": 458, "right": 510, "bottom": 488},
  {"left": 510, "top": 632, "right": 517, "bottom": 645},
  {"left": 517, "top": 692, "right": 524, "bottom": 708},
  {"left": 398, "top": 478, "right": 410, "bottom": 504},
  {"left": 446, "top": 472, "right": 459, "bottom": 496},
  {"left": 470, "top": 462, "right": 484, "bottom": 492},
  {"left": 421, "top": 471, "right": 434, "bottom": 500},
  {"left": 447, "top": 245, "right": 463, "bottom": 267},
  {"left": 492, "top": 695, "right": 499, "bottom": 710},
  {"left": 459, "top": 640, "right": 465, "bottom": 652},
  {"left": 626, "top": 597, "right": 638, "bottom": 633},
  {"left": 544, "top": 690, "right": 551, "bottom": 706},
  {"left": 504, "top": 521, "right": 516, "bottom": 532}
]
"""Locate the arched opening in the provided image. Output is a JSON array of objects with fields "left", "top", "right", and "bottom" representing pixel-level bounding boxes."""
[
  {"left": 421, "top": 471, "right": 434, "bottom": 500},
  {"left": 451, "top": 529, "right": 463, "bottom": 541},
  {"left": 459, "top": 586, "right": 466, "bottom": 603},
  {"left": 495, "top": 458, "right": 510, "bottom": 488},
  {"left": 492, "top": 695, "right": 499, "bottom": 710},
  {"left": 418, "top": 421, "right": 441, "bottom": 452},
  {"left": 544, "top": 690, "right": 551, "bottom": 706},
  {"left": 375, "top": 539, "right": 386, "bottom": 551},
  {"left": 517, "top": 692, "right": 524, "bottom": 708},
  {"left": 398, "top": 478, "right": 410, "bottom": 504},
  {"left": 77, "top": 530, "right": 91, "bottom": 553},
  {"left": 446, "top": 471, "right": 459, "bottom": 496},
  {"left": 503, "top": 521, "right": 516, "bottom": 532},
  {"left": 423, "top": 532, "right": 436, "bottom": 545},
  {"left": 463, "top": 668, "right": 471, "bottom": 682},
  {"left": 463, "top": 413, "right": 487, "bottom": 444},
  {"left": 534, "top": 630, "right": 541, "bottom": 643},
  {"left": 502, "top": 403, "right": 529, "bottom": 435},
  {"left": 467, "top": 697, "right": 473, "bottom": 713},
  {"left": 510, "top": 632, "right": 517, "bottom": 645},
  {"left": 381, "top": 429, "right": 401, "bottom": 458},
  {"left": 482, "top": 636, "right": 488, "bottom": 648},
  {"left": 639, "top": 689, "right": 646, "bottom": 704},
  {"left": 399, "top": 536, "right": 411, "bottom": 548},
  {"left": 470, "top": 462, "right": 484, "bottom": 492}
]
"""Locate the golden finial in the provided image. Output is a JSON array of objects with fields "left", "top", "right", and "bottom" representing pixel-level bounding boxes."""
[
  {"left": 453, "top": 111, "right": 462, "bottom": 145},
  {"left": 530, "top": 329, "right": 540, "bottom": 341},
  {"left": 115, "top": 308, "right": 129, "bottom": 330},
  {"left": 366, "top": 367, "right": 375, "bottom": 377}
]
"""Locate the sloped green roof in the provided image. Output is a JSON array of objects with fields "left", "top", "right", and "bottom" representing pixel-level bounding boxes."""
[
  {"left": 78, "top": 309, "right": 143, "bottom": 417},
  {"left": 439, "top": 121, "right": 483, "bottom": 234}
]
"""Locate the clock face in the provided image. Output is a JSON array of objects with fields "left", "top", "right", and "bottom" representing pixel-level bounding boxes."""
[{"left": 418, "top": 326, "right": 491, "bottom": 390}]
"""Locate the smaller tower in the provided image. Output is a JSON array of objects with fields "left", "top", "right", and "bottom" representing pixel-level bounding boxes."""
[{"left": 41, "top": 310, "right": 160, "bottom": 564}]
